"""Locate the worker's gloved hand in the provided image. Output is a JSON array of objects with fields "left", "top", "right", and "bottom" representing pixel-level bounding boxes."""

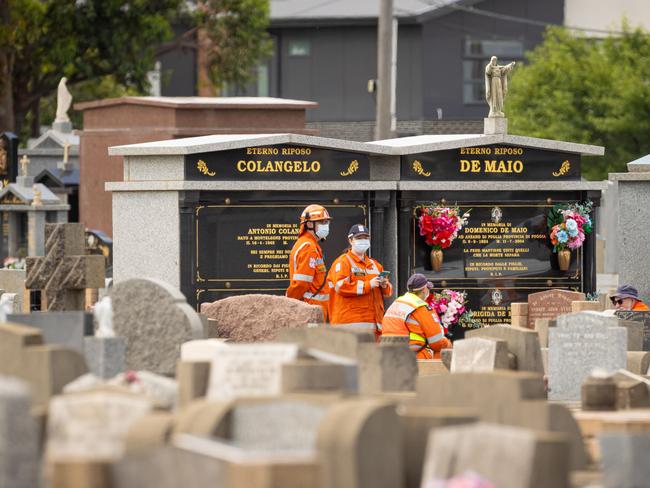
[{"left": 369, "top": 276, "right": 382, "bottom": 289}]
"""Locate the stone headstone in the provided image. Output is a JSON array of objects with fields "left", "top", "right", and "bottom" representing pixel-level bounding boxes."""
[
  {"left": 421, "top": 422, "right": 570, "bottom": 488},
  {"left": 549, "top": 312, "right": 627, "bottom": 401},
  {"left": 84, "top": 336, "right": 125, "bottom": 379},
  {"left": 180, "top": 339, "right": 229, "bottom": 361},
  {"left": 0, "top": 269, "right": 26, "bottom": 312},
  {"left": 200, "top": 294, "right": 323, "bottom": 342},
  {"left": 8, "top": 311, "right": 93, "bottom": 355},
  {"left": 467, "top": 324, "right": 544, "bottom": 374},
  {"left": 358, "top": 343, "right": 417, "bottom": 394},
  {"left": 600, "top": 432, "right": 650, "bottom": 488},
  {"left": 25, "top": 223, "right": 105, "bottom": 311},
  {"left": 0, "top": 322, "right": 87, "bottom": 406},
  {"left": 46, "top": 390, "right": 152, "bottom": 462},
  {"left": 206, "top": 343, "right": 299, "bottom": 400},
  {"left": 616, "top": 311, "right": 650, "bottom": 351},
  {"left": 0, "top": 376, "right": 39, "bottom": 488},
  {"left": 450, "top": 337, "right": 510, "bottom": 373},
  {"left": 527, "top": 289, "right": 585, "bottom": 330},
  {"left": 110, "top": 278, "right": 204, "bottom": 375}
]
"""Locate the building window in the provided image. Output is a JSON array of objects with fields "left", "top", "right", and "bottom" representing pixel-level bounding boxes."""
[
  {"left": 463, "top": 39, "right": 523, "bottom": 104},
  {"left": 288, "top": 40, "right": 310, "bottom": 57}
]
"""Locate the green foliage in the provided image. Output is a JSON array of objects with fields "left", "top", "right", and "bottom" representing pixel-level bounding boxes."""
[
  {"left": 508, "top": 26, "right": 650, "bottom": 180},
  {"left": 197, "top": 0, "right": 273, "bottom": 89}
]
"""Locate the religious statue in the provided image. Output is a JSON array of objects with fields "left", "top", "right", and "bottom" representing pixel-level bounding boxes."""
[
  {"left": 32, "top": 185, "right": 42, "bottom": 206},
  {"left": 94, "top": 296, "right": 115, "bottom": 338},
  {"left": 20, "top": 154, "right": 29, "bottom": 176},
  {"left": 54, "top": 77, "right": 72, "bottom": 124},
  {"left": 485, "top": 56, "right": 515, "bottom": 118}
]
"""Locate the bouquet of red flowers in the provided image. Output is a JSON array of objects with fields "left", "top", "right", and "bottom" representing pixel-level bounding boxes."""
[{"left": 416, "top": 204, "right": 470, "bottom": 250}]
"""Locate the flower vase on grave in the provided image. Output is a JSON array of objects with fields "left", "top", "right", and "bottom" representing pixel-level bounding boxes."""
[
  {"left": 558, "top": 249, "right": 571, "bottom": 271},
  {"left": 430, "top": 248, "right": 443, "bottom": 272}
]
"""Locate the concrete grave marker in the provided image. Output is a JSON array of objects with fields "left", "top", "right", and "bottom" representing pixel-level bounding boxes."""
[
  {"left": 8, "top": 311, "right": 93, "bottom": 355},
  {"left": 549, "top": 312, "right": 627, "bottom": 401},
  {"left": 110, "top": 278, "right": 204, "bottom": 375},
  {"left": 450, "top": 337, "right": 510, "bottom": 373},
  {"left": 207, "top": 343, "right": 299, "bottom": 400},
  {"left": 527, "top": 289, "right": 585, "bottom": 330},
  {"left": 25, "top": 223, "right": 105, "bottom": 310},
  {"left": 0, "top": 269, "right": 26, "bottom": 312},
  {"left": 467, "top": 324, "right": 544, "bottom": 374},
  {"left": 600, "top": 432, "right": 650, "bottom": 488},
  {"left": 46, "top": 390, "right": 152, "bottom": 462},
  {"left": 616, "top": 310, "right": 650, "bottom": 351},
  {"left": 0, "top": 376, "right": 39, "bottom": 488},
  {"left": 421, "top": 422, "right": 570, "bottom": 488}
]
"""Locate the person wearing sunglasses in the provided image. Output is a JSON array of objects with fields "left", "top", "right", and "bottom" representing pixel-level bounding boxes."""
[{"left": 610, "top": 284, "right": 649, "bottom": 311}]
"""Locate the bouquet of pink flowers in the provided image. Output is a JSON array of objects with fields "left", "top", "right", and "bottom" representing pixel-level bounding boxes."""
[
  {"left": 547, "top": 201, "right": 593, "bottom": 252},
  {"left": 427, "top": 289, "right": 468, "bottom": 333},
  {"left": 416, "top": 204, "right": 470, "bottom": 250}
]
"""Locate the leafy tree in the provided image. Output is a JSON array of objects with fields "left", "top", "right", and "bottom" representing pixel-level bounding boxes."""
[
  {"left": 507, "top": 26, "right": 650, "bottom": 180},
  {"left": 0, "top": 0, "right": 181, "bottom": 135},
  {"left": 194, "top": 0, "right": 273, "bottom": 94},
  {"left": 1, "top": 0, "right": 273, "bottom": 137}
]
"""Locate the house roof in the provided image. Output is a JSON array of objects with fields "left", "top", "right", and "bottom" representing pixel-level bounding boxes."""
[{"left": 270, "top": 0, "right": 481, "bottom": 25}]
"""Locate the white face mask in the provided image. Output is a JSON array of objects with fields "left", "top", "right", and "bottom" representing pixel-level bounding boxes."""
[
  {"left": 315, "top": 222, "right": 330, "bottom": 239},
  {"left": 352, "top": 239, "right": 370, "bottom": 254}
]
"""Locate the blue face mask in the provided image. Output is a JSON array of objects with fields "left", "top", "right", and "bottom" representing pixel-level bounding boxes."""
[{"left": 315, "top": 222, "right": 330, "bottom": 239}]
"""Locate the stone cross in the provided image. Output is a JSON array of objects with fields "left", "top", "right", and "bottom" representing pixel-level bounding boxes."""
[
  {"left": 19, "top": 155, "right": 29, "bottom": 176},
  {"left": 26, "top": 223, "right": 105, "bottom": 311}
]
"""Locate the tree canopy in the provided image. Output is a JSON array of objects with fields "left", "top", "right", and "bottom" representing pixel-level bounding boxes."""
[
  {"left": 0, "top": 0, "right": 273, "bottom": 137},
  {"left": 508, "top": 26, "right": 650, "bottom": 180}
]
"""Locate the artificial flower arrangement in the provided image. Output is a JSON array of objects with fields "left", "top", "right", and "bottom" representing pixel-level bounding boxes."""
[
  {"left": 547, "top": 200, "right": 593, "bottom": 271},
  {"left": 426, "top": 289, "right": 482, "bottom": 335},
  {"left": 416, "top": 203, "right": 470, "bottom": 271}
]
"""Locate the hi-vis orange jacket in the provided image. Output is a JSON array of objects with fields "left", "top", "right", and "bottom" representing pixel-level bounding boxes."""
[
  {"left": 632, "top": 300, "right": 650, "bottom": 311},
  {"left": 381, "top": 292, "right": 451, "bottom": 359},
  {"left": 286, "top": 232, "right": 329, "bottom": 319},
  {"left": 327, "top": 250, "right": 392, "bottom": 335}
]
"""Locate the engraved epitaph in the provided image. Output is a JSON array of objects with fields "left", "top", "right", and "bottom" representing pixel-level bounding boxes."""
[
  {"left": 25, "top": 223, "right": 105, "bottom": 310},
  {"left": 527, "top": 289, "right": 586, "bottom": 330}
]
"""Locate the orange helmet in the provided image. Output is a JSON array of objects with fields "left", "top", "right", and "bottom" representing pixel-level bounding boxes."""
[{"left": 300, "top": 204, "right": 332, "bottom": 224}]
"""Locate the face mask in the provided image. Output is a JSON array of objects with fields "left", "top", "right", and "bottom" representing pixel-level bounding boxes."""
[
  {"left": 315, "top": 222, "right": 330, "bottom": 240},
  {"left": 352, "top": 239, "right": 370, "bottom": 254}
]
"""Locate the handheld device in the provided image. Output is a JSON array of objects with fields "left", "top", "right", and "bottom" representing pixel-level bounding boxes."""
[{"left": 379, "top": 271, "right": 391, "bottom": 279}]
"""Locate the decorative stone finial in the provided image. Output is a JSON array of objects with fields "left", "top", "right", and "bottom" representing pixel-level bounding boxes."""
[
  {"left": 20, "top": 155, "right": 29, "bottom": 176},
  {"left": 485, "top": 56, "right": 515, "bottom": 118},
  {"left": 32, "top": 185, "right": 42, "bottom": 206}
]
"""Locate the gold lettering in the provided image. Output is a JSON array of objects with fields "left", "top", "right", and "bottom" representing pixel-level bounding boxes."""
[
  {"left": 471, "top": 160, "right": 481, "bottom": 172},
  {"left": 237, "top": 160, "right": 246, "bottom": 172},
  {"left": 460, "top": 160, "right": 471, "bottom": 172},
  {"left": 485, "top": 160, "right": 496, "bottom": 172},
  {"left": 513, "top": 160, "right": 523, "bottom": 173}
]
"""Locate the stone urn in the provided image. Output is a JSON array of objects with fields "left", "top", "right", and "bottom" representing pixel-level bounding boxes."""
[
  {"left": 558, "top": 249, "right": 571, "bottom": 271},
  {"left": 430, "top": 248, "right": 443, "bottom": 272}
]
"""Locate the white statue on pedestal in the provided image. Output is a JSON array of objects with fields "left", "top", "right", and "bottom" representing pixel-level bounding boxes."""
[
  {"left": 54, "top": 77, "right": 72, "bottom": 124},
  {"left": 485, "top": 56, "right": 515, "bottom": 117},
  {"left": 94, "top": 296, "right": 115, "bottom": 337},
  {"left": 0, "top": 293, "right": 14, "bottom": 322}
]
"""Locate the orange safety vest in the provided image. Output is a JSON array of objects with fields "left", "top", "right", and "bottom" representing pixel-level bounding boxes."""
[
  {"left": 286, "top": 232, "right": 329, "bottom": 320},
  {"left": 382, "top": 292, "right": 451, "bottom": 359},
  {"left": 327, "top": 250, "right": 392, "bottom": 335},
  {"left": 632, "top": 300, "right": 650, "bottom": 311}
]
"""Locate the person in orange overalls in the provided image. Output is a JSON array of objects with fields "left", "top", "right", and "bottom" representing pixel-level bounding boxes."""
[
  {"left": 381, "top": 273, "right": 452, "bottom": 359},
  {"left": 328, "top": 224, "right": 392, "bottom": 338},
  {"left": 286, "top": 204, "right": 332, "bottom": 320},
  {"left": 610, "top": 284, "right": 650, "bottom": 311}
]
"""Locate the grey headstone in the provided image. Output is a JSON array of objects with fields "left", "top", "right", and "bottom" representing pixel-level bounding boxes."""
[
  {"left": 549, "top": 312, "right": 627, "bottom": 401},
  {"left": 450, "top": 337, "right": 510, "bottom": 373},
  {"left": 358, "top": 343, "right": 417, "bottom": 394},
  {"left": 229, "top": 401, "right": 328, "bottom": 451},
  {"left": 600, "top": 433, "right": 650, "bottom": 488},
  {"left": 616, "top": 311, "right": 650, "bottom": 351},
  {"left": 0, "top": 376, "right": 39, "bottom": 488},
  {"left": 467, "top": 325, "right": 544, "bottom": 374},
  {"left": 8, "top": 311, "right": 93, "bottom": 355},
  {"left": 84, "top": 336, "right": 126, "bottom": 379},
  {"left": 0, "top": 269, "right": 26, "bottom": 311},
  {"left": 110, "top": 278, "right": 204, "bottom": 375}
]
